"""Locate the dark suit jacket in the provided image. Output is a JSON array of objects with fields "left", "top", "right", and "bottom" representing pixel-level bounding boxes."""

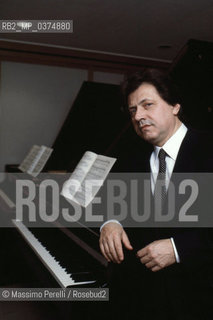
[{"left": 109, "top": 128, "right": 213, "bottom": 320}]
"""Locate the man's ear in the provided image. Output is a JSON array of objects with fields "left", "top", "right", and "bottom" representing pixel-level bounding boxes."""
[{"left": 172, "top": 103, "right": 181, "bottom": 115}]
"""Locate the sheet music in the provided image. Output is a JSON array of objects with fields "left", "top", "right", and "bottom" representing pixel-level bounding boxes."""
[
  {"left": 28, "top": 146, "right": 53, "bottom": 176},
  {"left": 61, "top": 151, "right": 116, "bottom": 207},
  {"left": 18, "top": 145, "right": 53, "bottom": 177}
]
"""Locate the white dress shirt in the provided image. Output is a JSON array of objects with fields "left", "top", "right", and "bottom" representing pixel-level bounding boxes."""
[
  {"left": 101, "top": 123, "right": 188, "bottom": 263},
  {"left": 150, "top": 123, "right": 187, "bottom": 262},
  {"left": 150, "top": 123, "right": 187, "bottom": 192}
]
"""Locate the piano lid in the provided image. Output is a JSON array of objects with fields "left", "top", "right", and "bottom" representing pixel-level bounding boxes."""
[{"left": 45, "top": 81, "right": 129, "bottom": 172}]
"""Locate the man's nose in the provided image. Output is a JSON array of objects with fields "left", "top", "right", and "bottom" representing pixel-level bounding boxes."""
[{"left": 134, "top": 107, "right": 146, "bottom": 121}]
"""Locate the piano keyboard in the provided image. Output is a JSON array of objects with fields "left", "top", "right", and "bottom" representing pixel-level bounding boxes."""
[{"left": 12, "top": 219, "right": 96, "bottom": 288}]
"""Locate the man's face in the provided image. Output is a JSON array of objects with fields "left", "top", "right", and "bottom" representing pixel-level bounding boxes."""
[{"left": 128, "top": 83, "right": 181, "bottom": 146}]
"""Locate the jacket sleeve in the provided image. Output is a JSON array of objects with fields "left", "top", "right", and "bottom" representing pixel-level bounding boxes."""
[{"left": 173, "top": 228, "right": 213, "bottom": 269}]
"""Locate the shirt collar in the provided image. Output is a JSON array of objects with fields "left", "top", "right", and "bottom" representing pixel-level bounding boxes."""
[{"left": 153, "top": 123, "right": 188, "bottom": 161}]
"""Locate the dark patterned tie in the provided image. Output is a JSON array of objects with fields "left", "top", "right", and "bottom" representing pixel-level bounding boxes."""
[{"left": 154, "top": 148, "right": 167, "bottom": 203}]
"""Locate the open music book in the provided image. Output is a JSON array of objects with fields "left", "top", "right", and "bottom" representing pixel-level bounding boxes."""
[
  {"left": 61, "top": 151, "right": 116, "bottom": 207},
  {"left": 18, "top": 145, "right": 53, "bottom": 177}
]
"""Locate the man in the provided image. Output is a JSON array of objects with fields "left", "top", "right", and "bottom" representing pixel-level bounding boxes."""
[{"left": 99, "top": 69, "right": 213, "bottom": 319}]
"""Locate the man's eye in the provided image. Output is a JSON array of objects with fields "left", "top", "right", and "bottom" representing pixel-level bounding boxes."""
[
  {"left": 129, "top": 108, "right": 136, "bottom": 116},
  {"left": 145, "top": 103, "right": 153, "bottom": 108}
]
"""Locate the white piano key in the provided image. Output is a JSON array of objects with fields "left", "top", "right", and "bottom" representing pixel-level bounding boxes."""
[{"left": 12, "top": 219, "right": 95, "bottom": 288}]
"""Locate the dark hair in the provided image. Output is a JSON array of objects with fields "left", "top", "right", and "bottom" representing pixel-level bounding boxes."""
[{"left": 121, "top": 68, "right": 182, "bottom": 117}]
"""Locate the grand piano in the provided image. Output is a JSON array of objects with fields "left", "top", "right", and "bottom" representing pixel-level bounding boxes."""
[
  {"left": 1, "top": 81, "right": 142, "bottom": 290},
  {"left": 0, "top": 81, "right": 135, "bottom": 318}
]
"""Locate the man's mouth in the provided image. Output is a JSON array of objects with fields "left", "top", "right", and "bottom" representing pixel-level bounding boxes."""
[{"left": 140, "top": 124, "right": 150, "bottom": 130}]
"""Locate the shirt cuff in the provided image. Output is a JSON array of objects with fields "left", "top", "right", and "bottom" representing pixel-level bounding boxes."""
[
  {"left": 100, "top": 220, "right": 122, "bottom": 232},
  {"left": 170, "top": 237, "right": 180, "bottom": 263}
]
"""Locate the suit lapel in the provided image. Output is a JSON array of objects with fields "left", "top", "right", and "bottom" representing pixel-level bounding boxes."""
[{"left": 173, "top": 129, "right": 200, "bottom": 173}]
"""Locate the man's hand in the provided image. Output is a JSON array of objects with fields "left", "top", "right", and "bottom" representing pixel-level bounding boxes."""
[
  {"left": 137, "top": 239, "right": 176, "bottom": 272},
  {"left": 99, "top": 222, "right": 133, "bottom": 263}
]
